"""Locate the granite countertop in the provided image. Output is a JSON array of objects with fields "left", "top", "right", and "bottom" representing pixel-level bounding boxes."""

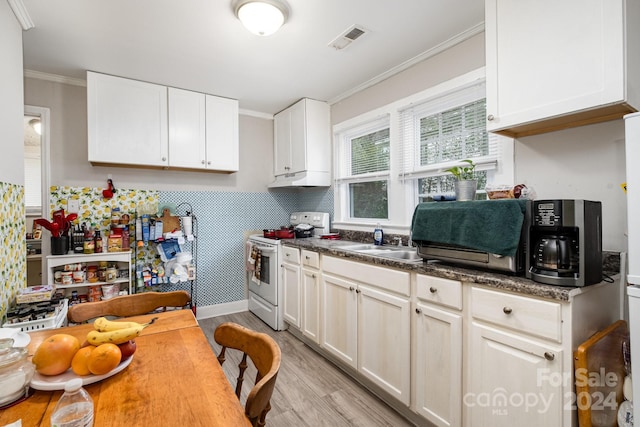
[{"left": 281, "top": 238, "right": 619, "bottom": 302}]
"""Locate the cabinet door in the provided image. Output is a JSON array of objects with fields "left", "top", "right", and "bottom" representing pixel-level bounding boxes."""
[
  {"left": 321, "top": 273, "right": 358, "bottom": 368},
  {"left": 485, "top": 0, "right": 627, "bottom": 135},
  {"left": 288, "top": 99, "right": 307, "bottom": 174},
  {"left": 282, "top": 262, "right": 301, "bottom": 328},
  {"left": 87, "top": 72, "right": 168, "bottom": 166},
  {"left": 414, "top": 302, "right": 462, "bottom": 427},
  {"left": 168, "top": 88, "right": 206, "bottom": 169},
  {"left": 302, "top": 267, "right": 320, "bottom": 344},
  {"left": 358, "top": 284, "right": 411, "bottom": 405},
  {"left": 205, "top": 95, "right": 239, "bottom": 172},
  {"left": 273, "top": 109, "right": 291, "bottom": 176},
  {"left": 468, "top": 322, "right": 563, "bottom": 427}
]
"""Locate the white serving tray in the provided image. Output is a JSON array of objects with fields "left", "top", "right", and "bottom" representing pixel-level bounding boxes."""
[{"left": 30, "top": 356, "right": 133, "bottom": 391}]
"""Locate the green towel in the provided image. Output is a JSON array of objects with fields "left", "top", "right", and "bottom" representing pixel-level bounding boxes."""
[{"left": 411, "top": 199, "right": 528, "bottom": 256}]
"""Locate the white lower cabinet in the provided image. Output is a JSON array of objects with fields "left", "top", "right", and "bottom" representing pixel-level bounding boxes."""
[
  {"left": 282, "top": 247, "right": 301, "bottom": 328},
  {"left": 301, "top": 266, "right": 321, "bottom": 344},
  {"left": 468, "top": 322, "right": 563, "bottom": 426},
  {"left": 322, "top": 256, "right": 411, "bottom": 405},
  {"left": 414, "top": 274, "right": 463, "bottom": 427}
]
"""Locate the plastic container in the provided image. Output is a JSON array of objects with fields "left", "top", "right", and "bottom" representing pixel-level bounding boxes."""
[
  {"left": 50, "top": 378, "right": 94, "bottom": 427},
  {"left": 0, "top": 338, "right": 35, "bottom": 406},
  {"left": 101, "top": 284, "right": 119, "bottom": 300}
]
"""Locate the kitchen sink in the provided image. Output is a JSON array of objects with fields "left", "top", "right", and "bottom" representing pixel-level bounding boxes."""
[{"left": 338, "top": 243, "right": 424, "bottom": 263}]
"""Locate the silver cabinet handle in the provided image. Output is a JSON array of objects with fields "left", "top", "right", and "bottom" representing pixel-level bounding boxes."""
[
  {"left": 487, "top": 114, "right": 495, "bottom": 121},
  {"left": 503, "top": 307, "right": 513, "bottom": 315},
  {"left": 544, "top": 352, "right": 555, "bottom": 361},
  {"left": 429, "top": 287, "right": 437, "bottom": 293},
  {"left": 415, "top": 308, "right": 422, "bottom": 314}
]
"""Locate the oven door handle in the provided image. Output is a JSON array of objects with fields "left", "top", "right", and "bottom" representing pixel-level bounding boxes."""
[{"left": 255, "top": 246, "right": 278, "bottom": 254}]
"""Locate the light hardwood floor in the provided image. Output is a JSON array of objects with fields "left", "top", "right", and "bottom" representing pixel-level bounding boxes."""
[{"left": 199, "top": 311, "right": 416, "bottom": 427}]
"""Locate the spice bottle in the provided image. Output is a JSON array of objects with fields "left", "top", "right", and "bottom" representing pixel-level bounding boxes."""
[
  {"left": 94, "top": 229, "right": 103, "bottom": 253},
  {"left": 50, "top": 378, "right": 94, "bottom": 427},
  {"left": 83, "top": 224, "right": 95, "bottom": 254}
]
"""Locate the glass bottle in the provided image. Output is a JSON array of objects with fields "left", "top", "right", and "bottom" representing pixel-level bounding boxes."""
[
  {"left": 50, "top": 378, "right": 94, "bottom": 427},
  {"left": 94, "top": 229, "right": 103, "bottom": 253}
]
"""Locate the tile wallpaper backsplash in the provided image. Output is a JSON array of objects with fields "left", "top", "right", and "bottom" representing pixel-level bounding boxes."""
[
  {"left": 0, "top": 183, "right": 332, "bottom": 318},
  {"left": 0, "top": 182, "right": 25, "bottom": 320}
]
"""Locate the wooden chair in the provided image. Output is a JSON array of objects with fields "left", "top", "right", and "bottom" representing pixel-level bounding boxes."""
[
  {"left": 67, "top": 290, "right": 191, "bottom": 323},
  {"left": 214, "top": 322, "right": 281, "bottom": 427}
]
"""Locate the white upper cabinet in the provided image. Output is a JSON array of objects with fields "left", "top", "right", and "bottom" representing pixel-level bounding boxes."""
[
  {"left": 88, "top": 72, "right": 239, "bottom": 172},
  {"left": 270, "top": 98, "right": 330, "bottom": 187},
  {"left": 206, "top": 95, "right": 239, "bottom": 172},
  {"left": 88, "top": 71, "right": 169, "bottom": 167},
  {"left": 168, "top": 87, "right": 206, "bottom": 169},
  {"left": 485, "top": 0, "right": 640, "bottom": 137}
]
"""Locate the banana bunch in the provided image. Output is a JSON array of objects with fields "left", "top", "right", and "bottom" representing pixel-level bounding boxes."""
[{"left": 87, "top": 317, "right": 158, "bottom": 346}]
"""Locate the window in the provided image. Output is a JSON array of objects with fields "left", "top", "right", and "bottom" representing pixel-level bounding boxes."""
[
  {"left": 335, "top": 118, "right": 390, "bottom": 220},
  {"left": 399, "top": 80, "right": 498, "bottom": 202},
  {"left": 333, "top": 69, "right": 514, "bottom": 233}
]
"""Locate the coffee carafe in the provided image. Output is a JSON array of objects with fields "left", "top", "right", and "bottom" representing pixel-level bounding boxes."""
[{"left": 526, "top": 200, "right": 602, "bottom": 287}]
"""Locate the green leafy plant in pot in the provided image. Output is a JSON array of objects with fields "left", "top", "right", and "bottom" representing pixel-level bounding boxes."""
[{"left": 445, "top": 159, "right": 477, "bottom": 201}]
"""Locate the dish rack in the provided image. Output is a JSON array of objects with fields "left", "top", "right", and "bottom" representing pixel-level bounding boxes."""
[{"left": 2, "top": 299, "right": 68, "bottom": 332}]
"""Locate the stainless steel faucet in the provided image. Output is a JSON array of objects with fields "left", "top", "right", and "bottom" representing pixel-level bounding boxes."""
[{"left": 393, "top": 236, "right": 403, "bottom": 246}]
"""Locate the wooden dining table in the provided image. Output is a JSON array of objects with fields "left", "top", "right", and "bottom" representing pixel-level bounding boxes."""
[{"left": 0, "top": 310, "right": 251, "bottom": 427}]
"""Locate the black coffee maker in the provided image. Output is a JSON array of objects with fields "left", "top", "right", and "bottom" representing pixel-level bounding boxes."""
[{"left": 525, "top": 199, "right": 602, "bottom": 287}]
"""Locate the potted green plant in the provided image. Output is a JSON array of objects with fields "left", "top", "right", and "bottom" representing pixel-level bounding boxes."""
[{"left": 445, "top": 159, "right": 477, "bottom": 201}]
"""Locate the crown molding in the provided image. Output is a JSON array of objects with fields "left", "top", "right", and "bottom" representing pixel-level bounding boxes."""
[
  {"left": 24, "top": 69, "right": 87, "bottom": 87},
  {"left": 239, "top": 109, "right": 273, "bottom": 120},
  {"left": 8, "top": 0, "right": 34, "bottom": 30},
  {"left": 328, "top": 22, "right": 485, "bottom": 105}
]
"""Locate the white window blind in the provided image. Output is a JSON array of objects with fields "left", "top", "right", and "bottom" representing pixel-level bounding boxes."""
[
  {"left": 335, "top": 116, "right": 390, "bottom": 183},
  {"left": 398, "top": 80, "right": 498, "bottom": 181}
]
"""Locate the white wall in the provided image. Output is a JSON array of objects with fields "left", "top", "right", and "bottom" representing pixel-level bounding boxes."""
[
  {"left": 0, "top": 1, "right": 25, "bottom": 185},
  {"left": 515, "top": 120, "right": 627, "bottom": 252},
  {"left": 24, "top": 78, "right": 275, "bottom": 192},
  {"left": 330, "top": 31, "right": 627, "bottom": 252}
]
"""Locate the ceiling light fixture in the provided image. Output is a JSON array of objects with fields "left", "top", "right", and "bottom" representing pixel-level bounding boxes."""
[
  {"left": 234, "top": 0, "right": 289, "bottom": 36},
  {"left": 29, "top": 118, "right": 41, "bottom": 135}
]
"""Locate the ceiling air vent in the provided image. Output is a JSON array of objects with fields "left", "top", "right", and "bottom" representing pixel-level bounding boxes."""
[{"left": 329, "top": 24, "right": 368, "bottom": 50}]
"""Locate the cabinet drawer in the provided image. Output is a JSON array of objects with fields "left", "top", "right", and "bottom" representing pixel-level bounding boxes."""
[
  {"left": 321, "top": 256, "right": 410, "bottom": 296},
  {"left": 471, "top": 287, "right": 562, "bottom": 342},
  {"left": 416, "top": 275, "right": 462, "bottom": 311},
  {"left": 301, "top": 250, "right": 319, "bottom": 269},
  {"left": 282, "top": 246, "right": 300, "bottom": 264}
]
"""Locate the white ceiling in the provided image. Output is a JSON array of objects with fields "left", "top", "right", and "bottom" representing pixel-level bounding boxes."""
[{"left": 20, "top": 0, "right": 485, "bottom": 115}]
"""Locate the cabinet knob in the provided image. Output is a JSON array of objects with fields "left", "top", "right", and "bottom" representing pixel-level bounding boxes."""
[
  {"left": 305, "top": 256, "right": 310, "bottom": 260},
  {"left": 355, "top": 289, "right": 361, "bottom": 294},
  {"left": 311, "top": 274, "right": 316, "bottom": 278},
  {"left": 415, "top": 308, "right": 422, "bottom": 314},
  {"left": 487, "top": 114, "right": 495, "bottom": 121},
  {"left": 207, "top": 161, "right": 211, "bottom": 165},
  {"left": 544, "top": 352, "right": 555, "bottom": 361},
  {"left": 285, "top": 253, "right": 290, "bottom": 257},
  {"left": 349, "top": 286, "right": 355, "bottom": 291},
  {"left": 503, "top": 307, "right": 513, "bottom": 315},
  {"left": 162, "top": 157, "right": 167, "bottom": 162},
  {"left": 429, "top": 287, "right": 437, "bottom": 293},
  {"left": 201, "top": 160, "right": 205, "bottom": 164}
]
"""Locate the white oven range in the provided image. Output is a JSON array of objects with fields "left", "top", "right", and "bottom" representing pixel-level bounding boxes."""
[{"left": 247, "top": 212, "right": 330, "bottom": 331}]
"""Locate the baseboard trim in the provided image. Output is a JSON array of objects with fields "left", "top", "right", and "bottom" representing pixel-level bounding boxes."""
[{"left": 195, "top": 300, "right": 248, "bottom": 320}]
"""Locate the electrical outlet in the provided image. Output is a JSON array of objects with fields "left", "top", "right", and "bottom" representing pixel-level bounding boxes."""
[{"left": 68, "top": 198, "right": 80, "bottom": 214}]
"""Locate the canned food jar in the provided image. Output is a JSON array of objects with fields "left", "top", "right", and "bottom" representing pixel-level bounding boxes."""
[
  {"left": 106, "top": 267, "right": 117, "bottom": 283},
  {"left": 72, "top": 271, "right": 85, "bottom": 283},
  {"left": 87, "top": 265, "right": 98, "bottom": 283},
  {"left": 61, "top": 271, "right": 73, "bottom": 285}
]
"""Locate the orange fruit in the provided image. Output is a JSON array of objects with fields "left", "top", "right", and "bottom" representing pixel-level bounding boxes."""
[
  {"left": 32, "top": 334, "right": 81, "bottom": 376},
  {"left": 71, "top": 345, "right": 96, "bottom": 376},
  {"left": 87, "top": 343, "right": 122, "bottom": 375}
]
